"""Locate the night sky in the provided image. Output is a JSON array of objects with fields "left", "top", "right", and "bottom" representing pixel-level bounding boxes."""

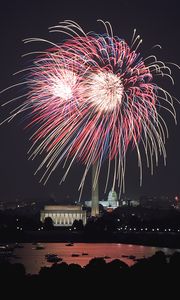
[{"left": 0, "top": 0, "right": 179, "bottom": 202}]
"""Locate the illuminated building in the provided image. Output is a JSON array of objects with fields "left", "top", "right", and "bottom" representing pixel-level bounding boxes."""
[
  {"left": 85, "top": 189, "right": 119, "bottom": 211},
  {"left": 40, "top": 205, "right": 86, "bottom": 226}
]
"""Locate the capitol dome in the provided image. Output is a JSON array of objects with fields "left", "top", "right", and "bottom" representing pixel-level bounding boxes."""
[{"left": 107, "top": 189, "right": 118, "bottom": 208}]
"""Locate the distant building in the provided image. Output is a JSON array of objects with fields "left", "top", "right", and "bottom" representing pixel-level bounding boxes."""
[
  {"left": 85, "top": 189, "right": 119, "bottom": 210},
  {"left": 120, "top": 197, "right": 139, "bottom": 207},
  {"left": 0, "top": 201, "right": 18, "bottom": 210},
  {"left": 140, "top": 195, "right": 174, "bottom": 209},
  {"left": 40, "top": 205, "right": 86, "bottom": 227}
]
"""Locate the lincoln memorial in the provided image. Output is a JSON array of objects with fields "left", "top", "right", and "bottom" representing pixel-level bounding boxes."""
[{"left": 40, "top": 205, "right": 87, "bottom": 227}]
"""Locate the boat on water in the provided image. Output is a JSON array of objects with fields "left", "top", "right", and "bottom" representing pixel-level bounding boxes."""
[
  {"left": 128, "top": 255, "right": 136, "bottom": 260},
  {"left": 35, "top": 243, "right": 45, "bottom": 250},
  {"left": 45, "top": 254, "right": 62, "bottom": 263},
  {"left": 0, "top": 244, "right": 15, "bottom": 261},
  {"left": 14, "top": 243, "right": 24, "bottom": 249},
  {"left": 65, "top": 242, "right": 74, "bottom": 246},
  {"left": 72, "top": 253, "right": 80, "bottom": 257},
  {"left": 0, "top": 244, "right": 15, "bottom": 252}
]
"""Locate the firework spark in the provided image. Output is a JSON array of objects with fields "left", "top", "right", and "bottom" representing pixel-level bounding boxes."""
[{"left": 1, "top": 20, "right": 178, "bottom": 197}]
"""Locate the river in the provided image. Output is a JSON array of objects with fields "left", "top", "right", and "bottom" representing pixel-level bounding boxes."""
[{"left": 10, "top": 242, "right": 180, "bottom": 275}]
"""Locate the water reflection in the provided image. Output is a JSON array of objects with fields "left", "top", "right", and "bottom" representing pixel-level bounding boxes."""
[{"left": 11, "top": 243, "right": 179, "bottom": 275}]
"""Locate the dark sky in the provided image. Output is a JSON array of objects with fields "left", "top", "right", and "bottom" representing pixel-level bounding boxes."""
[{"left": 0, "top": 0, "right": 179, "bottom": 202}]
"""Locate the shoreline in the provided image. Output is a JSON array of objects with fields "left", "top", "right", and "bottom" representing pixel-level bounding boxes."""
[{"left": 1, "top": 229, "right": 180, "bottom": 249}]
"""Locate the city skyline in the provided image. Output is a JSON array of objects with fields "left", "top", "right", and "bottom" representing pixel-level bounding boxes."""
[{"left": 0, "top": 0, "right": 179, "bottom": 202}]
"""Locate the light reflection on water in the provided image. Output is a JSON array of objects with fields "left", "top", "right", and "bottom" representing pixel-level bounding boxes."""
[{"left": 11, "top": 243, "right": 179, "bottom": 275}]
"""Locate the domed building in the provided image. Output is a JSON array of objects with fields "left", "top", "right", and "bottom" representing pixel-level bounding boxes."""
[
  {"left": 107, "top": 189, "right": 118, "bottom": 208},
  {"left": 85, "top": 189, "right": 119, "bottom": 211}
]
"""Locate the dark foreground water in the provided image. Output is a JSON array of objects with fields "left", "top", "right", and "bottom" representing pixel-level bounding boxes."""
[{"left": 10, "top": 243, "right": 180, "bottom": 275}]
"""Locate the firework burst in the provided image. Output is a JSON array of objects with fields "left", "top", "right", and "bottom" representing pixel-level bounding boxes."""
[{"left": 1, "top": 20, "right": 178, "bottom": 197}]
